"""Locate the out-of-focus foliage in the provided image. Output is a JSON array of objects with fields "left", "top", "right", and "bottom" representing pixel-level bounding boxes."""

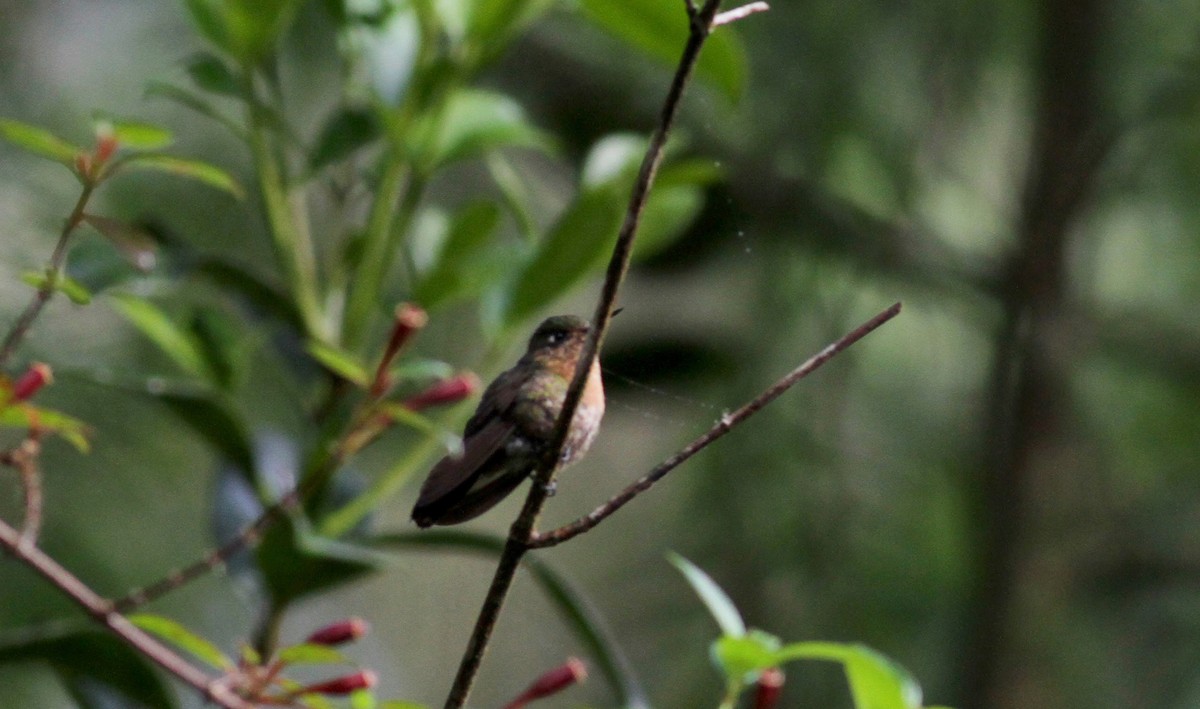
[{"left": 1, "top": 0, "right": 1199, "bottom": 708}]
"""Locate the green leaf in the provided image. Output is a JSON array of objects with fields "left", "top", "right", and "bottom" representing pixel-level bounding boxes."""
[
  {"left": 0, "top": 627, "right": 176, "bottom": 708},
  {"left": 81, "top": 214, "right": 158, "bottom": 272},
  {"left": 579, "top": 0, "right": 748, "bottom": 100},
  {"left": 773, "top": 642, "right": 923, "bottom": 709},
  {"left": 0, "top": 403, "right": 91, "bottom": 452},
  {"left": 310, "top": 107, "right": 382, "bottom": 170},
  {"left": 129, "top": 613, "right": 234, "bottom": 671},
  {"left": 144, "top": 81, "right": 246, "bottom": 139},
  {"left": 184, "top": 0, "right": 235, "bottom": 53},
  {"left": 192, "top": 257, "right": 303, "bottom": 330},
  {"left": 503, "top": 185, "right": 624, "bottom": 327},
  {"left": 186, "top": 0, "right": 304, "bottom": 61},
  {"left": 257, "top": 516, "right": 381, "bottom": 606},
  {"left": 307, "top": 340, "right": 370, "bottom": 387},
  {"left": 373, "top": 530, "right": 650, "bottom": 708},
  {"left": 376, "top": 403, "right": 463, "bottom": 456},
  {"left": 0, "top": 118, "right": 82, "bottom": 165},
  {"left": 412, "top": 201, "right": 503, "bottom": 309},
  {"left": 668, "top": 552, "right": 746, "bottom": 637},
  {"left": 190, "top": 307, "right": 246, "bottom": 391},
  {"left": 158, "top": 388, "right": 257, "bottom": 474},
  {"left": 109, "top": 294, "right": 207, "bottom": 377},
  {"left": 21, "top": 270, "right": 92, "bottom": 305},
  {"left": 712, "top": 632, "right": 782, "bottom": 683},
  {"left": 465, "top": 0, "right": 556, "bottom": 57},
  {"left": 100, "top": 119, "right": 174, "bottom": 150},
  {"left": 185, "top": 52, "right": 241, "bottom": 96},
  {"left": 414, "top": 89, "right": 552, "bottom": 172},
  {"left": 276, "top": 643, "right": 349, "bottom": 666},
  {"left": 113, "top": 153, "right": 244, "bottom": 198}
]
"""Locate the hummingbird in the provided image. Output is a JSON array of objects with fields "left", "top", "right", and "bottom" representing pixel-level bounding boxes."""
[{"left": 411, "top": 315, "right": 605, "bottom": 527}]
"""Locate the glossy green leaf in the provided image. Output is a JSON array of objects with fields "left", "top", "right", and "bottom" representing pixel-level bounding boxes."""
[
  {"left": 309, "top": 107, "right": 382, "bottom": 170},
  {"left": 0, "top": 403, "right": 91, "bottom": 452},
  {"left": 0, "top": 628, "right": 176, "bottom": 708},
  {"left": 373, "top": 530, "right": 650, "bottom": 708},
  {"left": 102, "top": 119, "right": 174, "bottom": 150},
  {"left": 0, "top": 118, "right": 82, "bottom": 165},
  {"left": 276, "top": 643, "right": 349, "bottom": 666},
  {"left": 81, "top": 214, "right": 158, "bottom": 272},
  {"left": 503, "top": 185, "right": 624, "bottom": 327},
  {"left": 668, "top": 552, "right": 746, "bottom": 637},
  {"left": 129, "top": 613, "right": 234, "bottom": 671},
  {"left": 185, "top": 52, "right": 241, "bottom": 96},
  {"left": 109, "top": 294, "right": 207, "bottom": 377},
  {"left": 774, "top": 642, "right": 923, "bottom": 709},
  {"left": 307, "top": 340, "right": 370, "bottom": 387},
  {"left": 21, "top": 270, "right": 93, "bottom": 305},
  {"left": 712, "top": 632, "right": 781, "bottom": 682},
  {"left": 579, "top": 0, "right": 748, "bottom": 100},
  {"left": 415, "top": 89, "right": 552, "bottom": 172},
  {"left": 113, "top": 153, "right": 245, "bottom": 198}
]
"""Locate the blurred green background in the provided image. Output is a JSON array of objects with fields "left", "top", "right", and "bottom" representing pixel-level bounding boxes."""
[{"left": 2, "top": 0, "right": 1200, "bottom": 707}]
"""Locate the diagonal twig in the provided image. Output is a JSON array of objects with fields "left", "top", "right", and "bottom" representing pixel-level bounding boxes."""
[
  {"left": 0, "top": 517, "right": 254, "bottom": 709},
  {"left": 443, "top": 1, "right": 736, "bottom": 706},
  {"left": 529, "top": 302, "right": 902, "bottom": 548}
]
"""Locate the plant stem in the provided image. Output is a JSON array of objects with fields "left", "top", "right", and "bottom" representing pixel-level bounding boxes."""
[
  {"left": 243, "top": 67, "right": 324, "bottom": 340},
  {"left": 0, "top": 180, "right": 95, "bottom": 369}
]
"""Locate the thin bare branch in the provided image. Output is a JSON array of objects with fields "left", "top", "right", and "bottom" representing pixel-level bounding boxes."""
[
  {"left": 0, "top": 182, "right": 96, "bottom": 369},
  {"left": 443, "top": 2, "right": 727, "bottom": 707},
  {"left": 713, "top": 1, "right": 770, "bottom": 26},
  {"left": 530, "top": 302, "right": 903, "bottom": 548},
  {"left": 0, "top": 517, "right": 254, "bottom": 709},
  {"left": 3, "top": 435, "right": 44, "bottom": 545}
]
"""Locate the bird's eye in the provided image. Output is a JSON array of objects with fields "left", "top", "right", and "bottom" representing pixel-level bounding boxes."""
[{"left": 545, "top": 331, "right": 565, "bottom": 345}]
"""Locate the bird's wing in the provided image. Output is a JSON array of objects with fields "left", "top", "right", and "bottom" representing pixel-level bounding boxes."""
[{"left": 412, "top": 415, "right": 514, "bottom": 512}]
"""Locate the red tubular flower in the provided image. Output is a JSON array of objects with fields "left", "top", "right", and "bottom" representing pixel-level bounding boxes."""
[
  {"left": 402, "top": 372, "right": 480, "bottom": 412},
  {"left": 11, "top": 363, "right": 52, "bottom": 402},
  {"left": 753, "top": 667, "right": 785, "bottom": 709},
  {"left": 305, "top": 617, "right": 369, "bottom": 646},
  {"left": 501, "top": 657, "right": 587, "bottom": 709},
  {"left": 302, "top": 669, "right": 377, "bottom": 696},
  {"left": 371, "top": 303, "right": 428, "bottom": 396}
]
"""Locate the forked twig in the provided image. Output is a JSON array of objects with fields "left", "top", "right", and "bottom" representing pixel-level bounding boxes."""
[{"left": 443, "top": 1, "right": 758, "bottom": 706}]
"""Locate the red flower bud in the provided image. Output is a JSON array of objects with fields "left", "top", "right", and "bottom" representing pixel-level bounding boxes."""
[
  {"left": 95, "top": 133, "right": 119, "bottom": 164},
  {"left": 753, "top": 667, "right": 785, "bottom": 709},
  {"left": 305, "top": 617, "right": 369, "bottom": 646},
  {"left": 11, "top": 363, "right": 52, "bottom": 402},
  {"left": 303, "top": 669, "right": 377, "bottom": 696},
  {"left": 402, "top": 372, "right": 479, "bottom": 412},
  {"left": 74, "top": 153, "right": 92, "bottom": 179},
  {"left": 372, "top": 303, "right": 428, "bottom": 396},
  {"left": 501, "top": 657, "right": 587, "bottom": 709}
]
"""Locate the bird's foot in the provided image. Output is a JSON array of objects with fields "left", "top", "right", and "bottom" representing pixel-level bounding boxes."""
[{"left": 542, "top": 480, "right": 557, "bottom": 497}]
